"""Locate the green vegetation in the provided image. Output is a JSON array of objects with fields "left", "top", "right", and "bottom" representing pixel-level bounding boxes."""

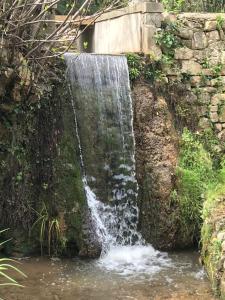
[
  {"left": 0, "top": 230, "right": 27, "bottom": 288},
  {"left": 126, "top": 53, "right": 165, "bottom": 83},
  {"left": 126, "top": 53, "right": 143, "bottom": 81},
  {"left": 31, "top": 203, "right": 66, "bottom": 256},
  {"left": 155, "top": 22, "right": 181, "bottom": 58},
  {"left": 201, "top": 164, "right": 225, "bottom": 296},
  {"left": 172, "top": 127, "right": 225, "bottom": 248},
  {"left": 127, "top": 21, "right": 181, "bottom": 83},
  {"left": 216, "top": 15, "right": 225, "bottom": 30},
  {"left": 162, "top": 0, "right": 225, "bottom": 12},
  {"left": 173, "top": 129, "right": 215, "bottom": 242}
]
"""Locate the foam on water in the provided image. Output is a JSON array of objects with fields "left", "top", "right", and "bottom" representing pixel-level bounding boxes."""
[{"left": 99, "top": 245, "right": 172, "bottom": 276}]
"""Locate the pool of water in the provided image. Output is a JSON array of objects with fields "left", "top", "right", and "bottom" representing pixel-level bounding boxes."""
[{"left": 1, "top": 250, "right": 215, "bottom": 300}]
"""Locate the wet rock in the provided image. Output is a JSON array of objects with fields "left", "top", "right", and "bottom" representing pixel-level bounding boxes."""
[
  {"left": 133, "top": 82, "right": 179, "bottom": 250},
  {"left": 79, "top": 208, "right": 101, "bottom": 258}
]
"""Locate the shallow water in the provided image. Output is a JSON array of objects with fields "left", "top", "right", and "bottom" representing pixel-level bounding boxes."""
[{"left": 1, "top": 250, "right": 215, "bottom": 300}]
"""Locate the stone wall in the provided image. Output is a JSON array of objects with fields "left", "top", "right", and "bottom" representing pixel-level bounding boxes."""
[{"left": 162, "top": 13, "right": 225, "bottom": 139}]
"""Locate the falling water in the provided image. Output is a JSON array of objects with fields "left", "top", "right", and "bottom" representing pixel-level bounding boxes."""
[{"left": 65, "top": 53, "right": 171, "bottom": 275}]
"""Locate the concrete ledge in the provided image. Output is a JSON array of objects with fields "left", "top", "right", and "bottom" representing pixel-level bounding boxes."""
[{"left": 96, "top": 2, "right": 164, "bottom": 23}]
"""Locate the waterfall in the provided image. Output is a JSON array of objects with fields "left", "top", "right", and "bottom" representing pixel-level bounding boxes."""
[
  {"left": 65, "top": 53, "right": 171, "bottom": 275},
  {"left": 65, "top": 53, "right": 141, "bottom": 252}
]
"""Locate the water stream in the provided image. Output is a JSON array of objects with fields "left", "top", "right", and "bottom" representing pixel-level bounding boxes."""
[{"left": 0, "top": 253, "right": 214, "bottom": 300}]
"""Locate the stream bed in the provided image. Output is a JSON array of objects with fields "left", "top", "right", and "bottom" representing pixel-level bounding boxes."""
[{"left": 1, "top": 250, "right": 215, "bottom": 300}]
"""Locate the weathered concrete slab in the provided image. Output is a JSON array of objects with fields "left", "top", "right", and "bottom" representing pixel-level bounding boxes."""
[
  {"left": 92, "top": 2, "right": 163, "bottom": 54},
  {"left": 94, "top": 13, "right": 142, "bottom": 53}
]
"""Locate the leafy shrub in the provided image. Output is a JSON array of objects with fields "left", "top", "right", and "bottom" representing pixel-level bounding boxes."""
[
  {"left": 0, "top": 229, "right": 27, "bottom": 287},
  {"left": 31, "top": 203, "right": 66, "bottom": 256},
  {"left": 155, "top": 22, "right": 181, "bottom": 57},
  {"left": 126, "top": 53, "right": 143, "bottom": 81}
]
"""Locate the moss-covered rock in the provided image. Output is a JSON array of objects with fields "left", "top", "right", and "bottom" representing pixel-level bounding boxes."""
[
  {"left": 202, "top": 178, "right": 225, "bottom": 299},
  {"left": 0, "top": 50, "right": 89, "bottom": 257}
]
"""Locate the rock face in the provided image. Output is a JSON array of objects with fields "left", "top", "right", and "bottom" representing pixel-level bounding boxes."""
[
  {"left": 0, "top": 48, "right": 98, "bottom": 258},
  {"left": 133, "top": 81, "right": 179, "bottom": 249}
]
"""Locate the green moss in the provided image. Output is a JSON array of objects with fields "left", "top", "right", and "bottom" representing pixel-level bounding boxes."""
[
  {"left": 201, "top": 161, "right": 225, "bottom": 298},
  {"left": 172, "top": 128, "right": 215, "bottom": 243},
  {"left": 0, "top": 61, "right": 85, "bottom": 257}
]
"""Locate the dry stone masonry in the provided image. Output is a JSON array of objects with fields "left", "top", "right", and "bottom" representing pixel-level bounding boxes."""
[{"left": 160, "top": 13, "right": 225, "bottom": 141}]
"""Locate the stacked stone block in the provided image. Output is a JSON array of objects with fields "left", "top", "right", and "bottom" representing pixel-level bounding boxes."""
[{"left": 162, "top": 13, "right": 225, "bottom": 141}]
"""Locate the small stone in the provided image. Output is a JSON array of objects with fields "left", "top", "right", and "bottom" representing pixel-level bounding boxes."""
[
  {"left": 210, "top": 112, "right": 219, "bottom": 122},
  {"left": 215, "top": 123, "right": 222, "bottom": 131},
  {"left": 177, "top": 28, "right": 193, "bottom": 39},
  {"left": 206, "top": 30, "right": 220, "bottom": 44},
  {"left": 219, "top": 105, "right": 225, "bottom": 122},
  {"left": 219, "top": 29, "right": 225, "bottom": 41},
  {"left": 198, "top": 92, "right": 211, "bottom": 104},
  {"left": 210, "top": 105, "right": 218, "bottom": 112},
  {"left": 175, "top": 47, "right": 194, "bottom": 60},
  {"left": 181, "top": 60, "right": 202, "bottom": 75},
  {"left": 221, "top": 52, "right": 225, "bottom": 64},
  {"left": 199, "top": 106, "right": 208, "bottom": 116},
  {"left": 199, "top": 117, "right": 211, "bottom": 129},
  {"left": 194, "top": 50, "right": 205, "bottom": 61},
  {"left": 190, "top": 76, "right": 202, "bottom": 86},
  {"left": 201, "top": 69, "right": 213, "bottom": 76},
  {"left": 218, "top": 129, "right": 225, "bottom": 141},
  {"left": 149, "top": 45, "right": 162, "bottom": 61},
  {"left": 182, "top": 39, "right": 192, "bottom": 49},
  {"left": 192, "top": 31, "right": 208, "bottom": 50},
  {"left": 201, "top": 87, "right": 217, "bottom": 93},
  {"left": 212, "top": 94, "right": 225, "bottom": 105},
  {"left": 222, "top": 241, "right": 225, "bottom": 252},
  {"left": 204, "top": 21, "right": 217, "bottom": 31},
  {"left": 162, "top": 12, "right": 177, "bottom": 24}
]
